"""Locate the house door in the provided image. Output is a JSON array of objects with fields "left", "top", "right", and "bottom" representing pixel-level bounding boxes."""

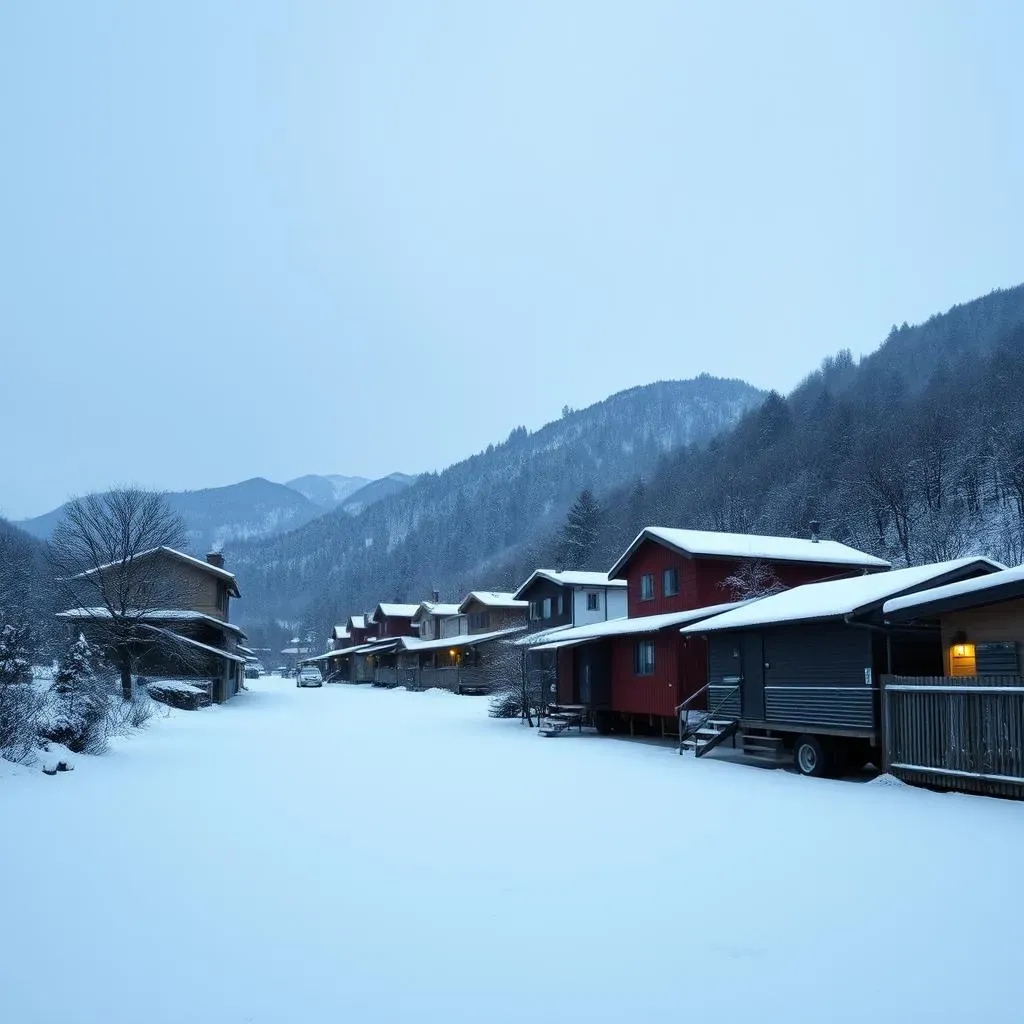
[
  {"left": 740, "top": 633, "right": 765, "bottom": 721},
  {"left": 577, "top": 660, "right": 592, "bottom": 705}
]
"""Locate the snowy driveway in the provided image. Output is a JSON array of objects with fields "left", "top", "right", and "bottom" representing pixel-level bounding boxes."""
[{"left": 3, "top": 678, "right": 1023, "bottom": 1023}]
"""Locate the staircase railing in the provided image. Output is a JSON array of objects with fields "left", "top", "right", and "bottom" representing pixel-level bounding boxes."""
[{"left": 676, "top": 683, "right": 740, "bottom": 755}]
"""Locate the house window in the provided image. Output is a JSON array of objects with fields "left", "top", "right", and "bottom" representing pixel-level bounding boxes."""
[
  {"left": 216, "top": 581, "right": 228, "bottom": 613},
  {"left": 469, "top": 611, "right": 491, "bottom": 630},
  {"left": 542, "top": 598, "right": 552, "bottom": 619},
  {"left": 586, "top": 592, "right": 600, "bottom": 611},
  {"left": 530, "top": 601, "right": 542, "bottom": 621},
  {"left": 640, "top": 573, "right": 655, "bottom": 601},
  {"left": 557, "top": 594, "right": 564, "bottom": 616},
  {"left": 634, "top": 639, "right": 655, "bottom": 676},
  {"left": 663, "top": 568, "right": 679, "bottom": 597}
]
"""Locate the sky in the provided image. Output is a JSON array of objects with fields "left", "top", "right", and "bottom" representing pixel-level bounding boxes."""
[{"left": 2, "top": 1, "right": 1023, "bottom": 519}]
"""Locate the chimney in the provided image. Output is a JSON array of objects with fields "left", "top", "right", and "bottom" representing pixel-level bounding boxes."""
[
  {"left": 206, "top": 551, "right": 225, "bottom": 568},
  {"left": 809, "top": 520, "right": 821, "bottom": 544},
  {"left": 432, "top": 589, "right": 440, "bottom": 603}
]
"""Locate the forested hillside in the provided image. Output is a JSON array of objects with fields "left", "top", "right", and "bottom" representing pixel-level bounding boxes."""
[
  {"left": 498, "top": 285, "right": 1024, "bottom": 587},
  {"left": 227, "top": 376, "right": 765, "bottom": 632}
]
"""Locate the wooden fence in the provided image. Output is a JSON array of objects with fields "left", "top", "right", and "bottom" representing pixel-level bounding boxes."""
[{"left": 881, "top": 675, "right": 1024, "bottom": 798}]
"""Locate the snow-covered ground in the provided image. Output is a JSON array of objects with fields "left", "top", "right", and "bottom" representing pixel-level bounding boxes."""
[{"left": 2, "top": 677, "right": 1022, "bottom": 1023}]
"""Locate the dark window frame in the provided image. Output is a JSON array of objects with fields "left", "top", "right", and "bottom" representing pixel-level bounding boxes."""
[
  {"left": 663, "top": 567, "right": 679, "bottom": 597},
  {"left": 640, "top": 573, "right": 655, "bottom": 601},
  {"left": 634, "top": 638, "right": 655, "bottom": 676}
]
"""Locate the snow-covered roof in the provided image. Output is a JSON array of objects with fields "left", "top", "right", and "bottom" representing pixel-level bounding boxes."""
[
  {"left": 458, "top": 591, "right": 529, "bottom": 612},
  {"left": 331, "top": 625, "right": 349, "bottom": 640},
  {"left": 396, "top": 626, "right": 527, "bottom": 654},
  {"left": 72, "top": 546, "right": 240, "bottom": 596},
  {"left": 139, "top": 625, "right": 247, "bottom": 664},
  {"left": 281, "top": 646, "right": 313, "bottom": 655},
  {"left": 347, "top": 615, "right": 366, "bottom": 630},
  {"left": 56, "top": 607, "right": 247, "bottom": 638},
  {"left": 411, "top": 601, "right": 462, "bottom": 621},
  {"left": 680, "top": 558, "right": 1005, "bottom": 634},
  {"left": 513, "top": 569, "right": 627, "bottom": 600},
  {"left": 320, "top": 636, "right": 398, "bottom": 659},
  {"left": 608, "top": 527, "right": 890, "bottom": 578},
  {"left": 529, "top": 602, "right": 748, "bottom": 651},
  {"left": 374, "top": 603, "right": 420, "bottom": 620},
  {"left": 883, "top": 565, "right": 1024, "bottom": 618}
]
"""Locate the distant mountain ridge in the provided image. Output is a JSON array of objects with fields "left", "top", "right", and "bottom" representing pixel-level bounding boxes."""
[
  {"left": 225, "top": 375, "right": 766, "bottom": 629},
  {"left": 16, "top": 471, "right": 416, "bottom": 554},
  {"left": 284, "top": 474, "right": 370, "bottom": 510}
]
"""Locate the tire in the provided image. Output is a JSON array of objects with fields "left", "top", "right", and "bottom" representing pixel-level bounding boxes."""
[{"left": 794, "top": 734, "right": 831, "bottom": 778}]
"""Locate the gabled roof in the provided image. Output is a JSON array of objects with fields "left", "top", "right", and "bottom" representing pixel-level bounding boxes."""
[
  {"left": 513, "top": 569, "right": 627, "bottom": 600},
  {"left": 72, "top": 546, "right": 241, "bottom": 597},
  {"left": 608, "top": 527, "right": 890, "bottom": 579},
  {"left": 396, "top": 626, "right": 527, "bottom": 654},
  {"left": 528, "top": 602, "right": 748, "bottom": 651},
  {"left": 883, "top": 565, "right": 1024, "bottom": 620},
  {"left": 458, "top": 591, "right": 529, "bottom": 613},
  {"left": 331, "top": 625, "right": 349, "bottom": 640},
  {"left": 411, "top": 601, "right": 462, "bottom": 622},
  {"left": 347, "top": 614, "right": 367, "bottom": 631},
  {"left": 680, "top": 558, "right": 1005, "bottom": 634},
  {"left": 373, "top": 603, "right": 420, "bottom": 620},
  {"left": 139, "top": 624, "right": 247, "bottom": 664},
  {"left": 56, "top": 607, "right": 247, "bottom": 638}
]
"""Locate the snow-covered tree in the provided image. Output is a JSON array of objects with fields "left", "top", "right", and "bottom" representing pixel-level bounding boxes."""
[
  {"left": 48, "top": 488, "right": 191, "bottom": 701},
  {"left": 44, "top": 634, "right": 111, "bottom": 753},
  {"left": 0, "top": 621, "right": 40, "bottom": 763},
  {"left": 558, "top": 489, "right": 602, "bottom": 570},
  {"left": 0, "top": 623, "right": 32, "bottom": 687}
]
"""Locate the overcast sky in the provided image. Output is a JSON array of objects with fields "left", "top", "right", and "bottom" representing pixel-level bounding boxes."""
[{"left": 2, "top": 1, "right": 1023, "bottom": 519}]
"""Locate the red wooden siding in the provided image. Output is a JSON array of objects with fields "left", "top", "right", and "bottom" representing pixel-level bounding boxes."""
[
  {"left": 625, "top": 541, "right": 699, "bottom": 617},
  {"left": 378, "top": 615, "right": 417, "bottom": 638},
  {"left": 693, "top": 557, "right": 868, "bottom": 605}
]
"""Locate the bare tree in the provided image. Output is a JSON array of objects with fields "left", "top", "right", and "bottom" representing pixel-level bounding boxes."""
[
  {"left": 487, "top": 641, "right": 544, "bottom": 726},
  {"left": 48, "top": 489, "right": 197, "bottom": 701},
  {"left": 717, "top": 560, "right": 785, "bottom": 601}
]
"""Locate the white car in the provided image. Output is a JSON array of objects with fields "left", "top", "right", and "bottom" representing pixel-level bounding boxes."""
[{"left": 296, "top": 667, "right": 323, "bottom": 688}]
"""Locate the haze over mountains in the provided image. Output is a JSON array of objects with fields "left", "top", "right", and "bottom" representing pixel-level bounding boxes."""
[{"left": 15, "top": 472, "right": 417, "bottom": 555}]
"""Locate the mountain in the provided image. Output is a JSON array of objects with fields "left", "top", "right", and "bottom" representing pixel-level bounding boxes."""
[
  {"left": 341, "top": 473, "right": 417, "bottom": 515},
  {"left": 494, "top": 284, "right": 1024, "bottom": 586},
  {"left": 19, "top": 478, "right": 321, "bottom": 554},
  {"left": 225, "top": 376, "right": 766, "bottom": 630},
  {"left": 284, "top": 474, "right": 370, "bottom": 510}
]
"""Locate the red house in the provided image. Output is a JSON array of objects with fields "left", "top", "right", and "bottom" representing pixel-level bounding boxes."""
[
  {"left": 370, "top": 603, "right": 420, "bottom": 639},
  {"left": 534, "top": 527, "right": 889, "bottom": 736}
]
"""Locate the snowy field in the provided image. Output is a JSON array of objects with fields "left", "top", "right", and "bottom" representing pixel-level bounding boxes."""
[{"left": 2, "top": 678, "right": 1023, "bottom": 1024}]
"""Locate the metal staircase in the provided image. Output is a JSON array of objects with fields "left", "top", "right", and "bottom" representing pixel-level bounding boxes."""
[{"left": 677, "top": 684, "right": 740, "bottom": 757}]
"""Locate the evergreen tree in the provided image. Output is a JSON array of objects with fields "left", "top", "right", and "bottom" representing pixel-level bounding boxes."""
[
  {"left": 0, "top": 623, "right": 32, "bottom": 686},
  {"left": 45, "top": 634, "right": 110, "bottom": 753},
  {"left": 559, "top": 489, "right": 603, "bottom": 570}
]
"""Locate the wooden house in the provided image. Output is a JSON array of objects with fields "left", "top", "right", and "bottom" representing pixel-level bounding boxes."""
[
  {"left": 370, "top": 603, "right": 420, "bottom": 639},
  {"left": 513, "top": 570, "right": 627, "bottom": 631},
  {"left": 514, "top": 569, "right": 628, "bottom": 703},
  {"left": 411, "top": 601, "right": 462, "bottom": 641},
  {"left": 883, "top": 566, "right": 1024, "bottom": 675},
  {"left": 458, "top": 592, "right": 528, "bottom": 635},
  {"left": 532, "top": 527, "right": 891, "bottom": 737},
  {"left": 878, "top": 567, "right": 1024, "bottom": 796},
  {"left": 56, "top": 547, "right": 247, "bottom": 703},
  {"left": 680, "top": 557, "right": 1003, "bottom": 776}
]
